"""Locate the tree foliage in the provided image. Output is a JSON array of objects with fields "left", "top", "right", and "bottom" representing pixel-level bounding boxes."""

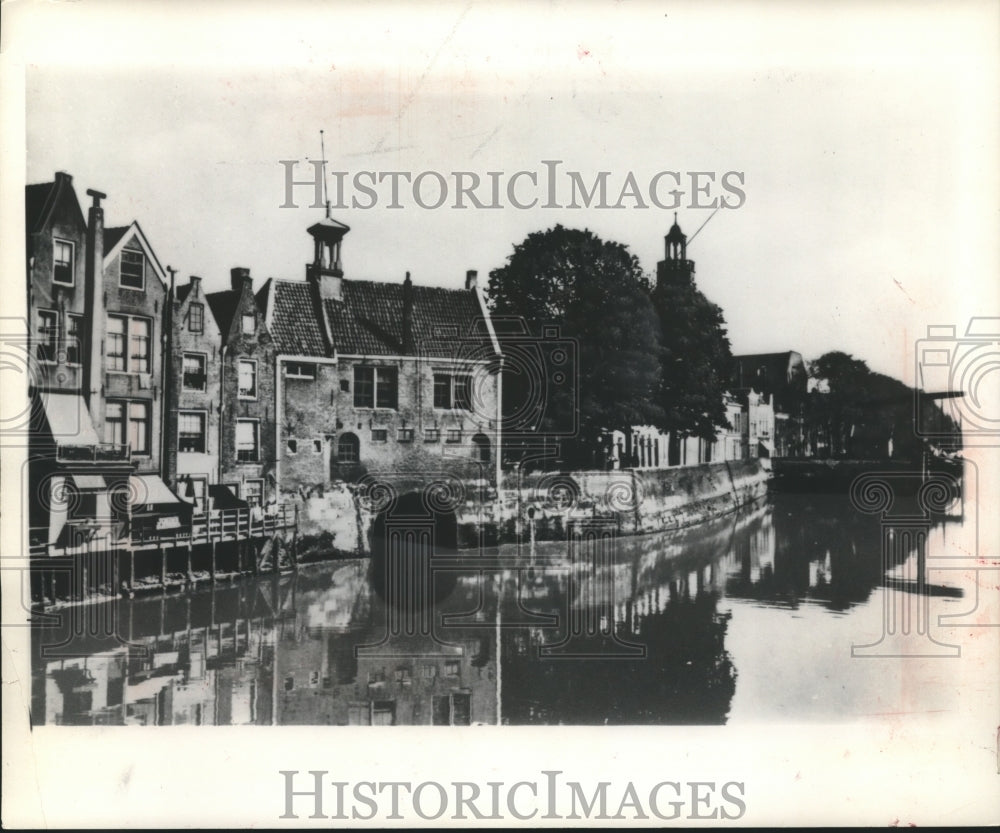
[
  {"left": 806, "top": 351, "right": 961, "bottom": 459},
  {"left": 487, "top": 225, "right": 663, "bottom": 465},
  {"left": 649, "top": 275, "right": 733, "bottom": 441}
]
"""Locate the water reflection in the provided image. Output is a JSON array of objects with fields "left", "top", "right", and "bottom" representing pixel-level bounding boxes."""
[{"left": 31, "top": 494, "right": 962, "bottom": 726}]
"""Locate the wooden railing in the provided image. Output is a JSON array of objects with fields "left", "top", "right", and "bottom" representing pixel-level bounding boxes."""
[
  {"left": 131, "top": 504, "right": 297, "bottom": 547},
  {"left": 29, "top": 505, "right": 297, "bottom": 556}
]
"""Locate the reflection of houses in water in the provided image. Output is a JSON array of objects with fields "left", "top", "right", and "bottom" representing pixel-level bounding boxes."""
[
  {"left": 274, "top": 571, "right": 497, "bottom": 726},
  {"left": 38, "top": 601, "right": 276, "bottom": 726},
  {"left": 33, "top": 565, "right": 500, "bottom": 727},
  {"left": 502, "top": 512, "right": 747, "bottom": 725},
  {"left": 33, "top": 579, "right": 286, "bottom": 726}
]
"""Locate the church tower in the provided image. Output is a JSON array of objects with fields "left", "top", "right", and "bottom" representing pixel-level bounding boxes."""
[{"left": 656, "top": 213, "right": 695, "bottom": 287}]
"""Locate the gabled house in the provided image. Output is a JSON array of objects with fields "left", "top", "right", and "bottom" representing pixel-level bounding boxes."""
[
  {"left": 207, "top": 269, "right": 277, "bottom": 507},
  {"left": 25, "top": 175, "right": 134, "bottom": 563},
  {"left": 255, "top": 213, "right": 502, "bottom": 496},
  {"left": 163, "top": 275, "right": 223, "bottom": 513},
  {"left": 732, "top": 351, "right": 808, "bottom": 457}
]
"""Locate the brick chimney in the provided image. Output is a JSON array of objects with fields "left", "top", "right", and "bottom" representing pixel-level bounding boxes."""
[
  {"left": 465, "top": 269, "right": 478, "bottom": 290},
  {"left": 83, "top": 187, "right": 106, "bottom": 432},
  {"left": 402, "top": 271, "right": 415, "bottom": 354},
  {"left": 230, "top": 267, "right": 252, "bottom": 293}
]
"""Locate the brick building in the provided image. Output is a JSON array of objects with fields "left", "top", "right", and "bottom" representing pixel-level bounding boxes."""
[
  {"left": 255, "top": 213, "right": 502, "bottom": 497},
  {"left": 207, "top": 269, "right": 278, "bottom": 507},
  {"left": 163, "top": 274, "right": 223, "bottom": 513},
  {"left": 25, "top": 172, "right": 295, "bottom": 604}
]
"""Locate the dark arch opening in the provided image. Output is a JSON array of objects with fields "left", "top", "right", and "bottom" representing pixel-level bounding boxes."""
[
  {"left": 369, "top": 491, "right": 458, "bottom": 611},
  {"left": 471, "top": 433, "right": 491, "bottom": 464}
]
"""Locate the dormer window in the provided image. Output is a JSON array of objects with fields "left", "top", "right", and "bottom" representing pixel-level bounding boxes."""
[
  {"left": 120, "top": 250, "right": 145, "bottom": 289},
  {"left": 241, "top": 313, "right": 256, "bottom": 335},
  {"left": 53, "top": 239, "right": 74, "bottom": 285}
]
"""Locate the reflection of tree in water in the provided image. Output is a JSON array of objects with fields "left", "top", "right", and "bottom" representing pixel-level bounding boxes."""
[
  {"left": 501, "top": 588, "right": 735, "bottom": 725},
  {"left": 726, "top": 494, "right": 936, "bottom": 612}
]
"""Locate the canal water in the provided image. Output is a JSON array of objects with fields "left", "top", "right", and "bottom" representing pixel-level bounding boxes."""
[{"left": 31, "top": 493, "right": 981, "bottom": 726}]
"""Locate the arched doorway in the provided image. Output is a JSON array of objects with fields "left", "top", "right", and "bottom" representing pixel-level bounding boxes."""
[
  {"left": 332, "top": 432, "right": 362, "bottom": 482},
  {"left": 471, "top": 433, "right": 490, "bottom": 464}
]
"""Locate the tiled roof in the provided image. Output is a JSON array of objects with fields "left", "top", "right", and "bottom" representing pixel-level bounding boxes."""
[
  {"left": 103, "top": 226, "right": 130, "bottom": 253},
  {"left": 266, "top": 277, "right": 495, "bottom": 359}
]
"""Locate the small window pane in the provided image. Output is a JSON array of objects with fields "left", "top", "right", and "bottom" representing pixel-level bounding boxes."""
[
  {"left": 120, "top": 250, "right": 145, "bottom": 289},
  {"left": 238, "top": 361, "right": 256, "bottom": 398},
  {"left": 433, "top": 374, "right": 451, "bottom": 409},
  {"left": 183, "top": 354, "right": 206, "bottom": 390},
  {"left": 353, "top": 367, "right": 374, "bottom": 408},
  {"left": 188, "top": 303, "right": 204, "bottom": 333},
  {"left": 53, "top": 240, "right": 74, "bottom": 285}
]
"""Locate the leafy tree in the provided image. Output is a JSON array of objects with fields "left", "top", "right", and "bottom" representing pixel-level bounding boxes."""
[
  {"left": 649, "top": 273, "right": 733, "bottom": 441},
  {"left": 487, "top": 225, "right": 663, "bottom": 467},
  {"left": 806, "top": 351, "right": 961, "bottom": 459}
]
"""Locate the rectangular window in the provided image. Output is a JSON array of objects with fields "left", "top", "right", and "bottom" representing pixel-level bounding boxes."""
[
  {"left": 371, "top": 428, "right": 388, "bottom": 443},
  {"left": 285, "top": 362, "right": 316, "bottom": 380},
  {"left": 129, "top": 317, "right": 151, "bottom": 373},
  {"left": 446, "top": 429, "right": 462, "bottom": 444},
  {"left": 444, "top": 660, "right": 460, "bottom": 677},
  {"left": 53, "top": 239, "right": 74, "bottom": 285},
  {"left": 313, "top": 439, "right": 322, "bottom": 453},
  {"left": 353, "top": 366, "right": 373, "bottom": 407},
  {"left": 128, "top": 401, "right": 150, "bottom": 454},
  {"left": 353, "top": 366, "right": 397, "bottom": 409},
  {"left": 178, "top": 411, "right": 206, "bottom": 453},
  {"left": 106, "top": 315, "right": 151, "bottom": 373},
  {"left": 397, "top": 428, "right": 414, "bottom": 442},
  {"left": 454, "top": 375, "right": 473, "bottom": 411},
  {"left": 238, "top": 360, "right": 257, "bottom": 398},
  {"left": 433, "top": 373, "right": 473, "bottom": 410},
  {"left": 182, "top": 353, "right": 207, "bottom": 391},
  {"left": 244, "top": 479, "right": 263, "bottom": 506},
  {"left": 106, "top": 315, "right": 126, "bottom": 370},
  {"left": 236, "top": 420, "right": 259, "bottom": 462},
  {"left": 433, "top": 374, "right": 451, "bottom": 409},
  {"left": 286, "top": 439, "right": 297, "bottom": 454},
  {"left": 375, "top": 367, "right": 398, "bottom": 409},
  {"left": 187, "top": 303, "right": 204, "bottom": 333},
  {"left": 120, "top": 249, "right": 145, "bottom": 289},
  {"left": 104, "top": 402, "right": 124, "bottom": 446},
  {"left": 36, "top": 310, "right": 58, "bottom": 363},
  {"left": 66, "top": 314, "right": 82, "bottom": 365},
  {"left": 241, "top": 313, "right": 256, "bottom": 335},
  {"left": 424, "top": 428, "right": 440, "bottom": 443}
]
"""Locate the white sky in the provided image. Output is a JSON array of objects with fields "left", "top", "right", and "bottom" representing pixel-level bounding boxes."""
[{"left": 11, "top": 0, "right": 1000, "bottom": 386}]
